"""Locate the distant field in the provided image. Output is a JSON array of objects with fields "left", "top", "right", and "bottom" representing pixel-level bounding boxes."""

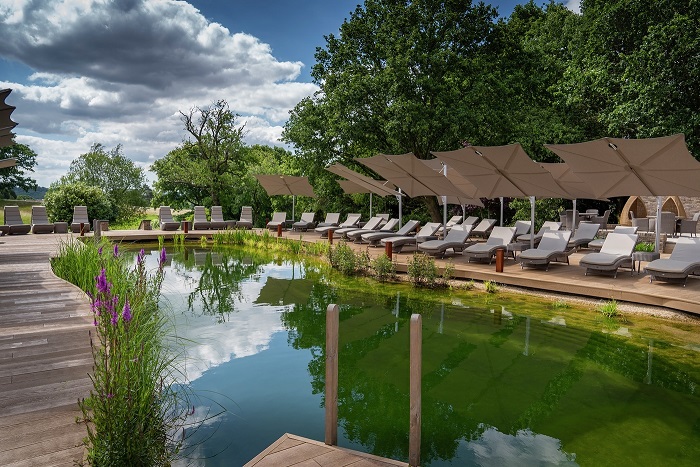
[{"left": 0, "top": 199, "right": 41, "bottom": 224}]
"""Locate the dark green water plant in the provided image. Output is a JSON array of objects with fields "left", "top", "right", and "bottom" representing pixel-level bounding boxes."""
[{"left": 52, "top": 239, "right": 185, "bottom": 466}]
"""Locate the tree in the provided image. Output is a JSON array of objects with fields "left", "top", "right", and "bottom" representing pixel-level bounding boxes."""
[
  {"left": 44, "top": 182, "right": 114, "bottom": 223},
  {"left": 59, "top": 143, "right": 148, "bottom": 221},
  {"left": 0, "top": 143, "right": 38, "bottom": 198},
  {"left": 284, "top": 0, "right": 500, "bottom": 221}
]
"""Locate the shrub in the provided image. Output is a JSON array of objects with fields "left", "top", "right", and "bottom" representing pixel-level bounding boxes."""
[
  {"left": 439, "top": 260, "right": 455, "bottom": 286},
  {"left": 634, "top": 242, "right": 655, "bottom": 252},
  {"left": 407, "top": 253, "right": 438, "bottom": 287},
  {"left": 372, "top": 254, "right": 396, "bottom": 282},
  {"left": 329, "top": 242, "right": 358, "bottom": 275},
  {"left": 484, "top": 280, "right": 499, "bottom": 293},
  {"left": 44, "top": 182, "right": 114, "bottom": 223},
  {"left": 599, "top": 299, "right": 619, "bottom": 318}
]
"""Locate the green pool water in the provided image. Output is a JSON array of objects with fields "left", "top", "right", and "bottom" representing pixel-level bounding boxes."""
[{"left": 145, "top": 246, "right": 700, "bottom": 466}]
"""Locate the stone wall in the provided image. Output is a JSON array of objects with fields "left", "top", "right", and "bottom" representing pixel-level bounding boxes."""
[{"left": 637, "top": 196, "right": 699, "bottom": 236}]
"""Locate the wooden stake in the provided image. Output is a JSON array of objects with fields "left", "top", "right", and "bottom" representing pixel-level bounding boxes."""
[
  {"left": 325, "top": 304, "right": 339, "bottom": 446},
  {"left": 409, "top": 314, "right": 422, "bottom": 467}
]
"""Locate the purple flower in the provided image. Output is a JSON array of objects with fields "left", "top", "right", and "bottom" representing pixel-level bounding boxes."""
[
  {"left": 122, "top": 299, "right": 132, "bottom": 323},
  {"left": 106, "top": 393, "right": 114, "bottom": 399},
  {"left": 111, "top": 311, "right": 118, "bottom": 326},
  {"left": 98, "top": 247, "right": 103, "bottom": 256},
  {"left": 113, "top": 244, "right": 119, "bottom": 258},
  {"left": 137, "top": 248, "right": 145, "bottom": 264},
  {"left": 95, "top": 269, "right": 111, "bottom": 294},
  {"left": 159, "top": 247, "right": 167, "bottom": 267}
]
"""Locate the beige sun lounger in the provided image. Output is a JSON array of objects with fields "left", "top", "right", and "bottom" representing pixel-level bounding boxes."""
[
  {"left": 210, "top": 206, "right": 234, "bottom": 230},
  {"left": 513, "top": 220, "right": 532, "bottom": 237},
  {"left": 193, "top": 205, "right": 211, "bottom": 230},
  {"left": 266, "top": 212, "right": 287, "bottom": 230},
  {"left": 159, "top": 206, "right": 181, "bottom": 231},
  {"left": 470, "top": 218, "right": 497, "bottom": 239},
  {"left": 361, "top": 220, "right": 420, "bottom": 245},
  {"left": 462, "top": 216, "right": 479, "bottom": 226},
  {"left": 315, "top": 213, "right": 361, "bottom": 237},
  {"left": 316, "top": 213, "right": 341, "bottom": 228},
  {"left": 336, "top": 216, "right": 384, "bottom": 238},
  {"left": 1, "top": 205, "right": 31, "bottom": 235},
  {"left": 30, "top": 206, "right": 54, "bottom": 234},
  {"left": 518, "top": 231, "right": 573, "bottom": 270},
  {"left": 236, "top": 206, "right": 254, "bottom": 229},
  {"left": 645, "top": 238, "right": 700, "bottom": 286},
  {"left": 567, "top": 222, "right": 600, "bottom": 249},
  {"left": 347, "top": 218, "right": 398, "bottom": 242},
  {"left": 70, "top": 205, "right": 91, "bottom": 233},
  {"left": 463, "top": 226, "right": 516, "bottom": 263},
  {"left": 579, "top": 232, "right": 638, "bottom": 278},
  {"left": 380, "top": 222, "right": 442, "bottom": 253},
  {"left": 587, "top": 225, "right": 638, "bottom": 250},
  {"left": 418, "top": 224, "right": 475, "bottom": 257},
  {"left": 292, "top": 212, "right": 316, "bottom": 231},
  {"left": 516, "top": 221, "right": 561, "bottom": 244}
]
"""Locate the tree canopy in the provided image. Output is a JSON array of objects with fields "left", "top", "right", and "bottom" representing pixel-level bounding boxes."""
[{"left": 0, "top": 143, "right": 38, "bottom": 199}]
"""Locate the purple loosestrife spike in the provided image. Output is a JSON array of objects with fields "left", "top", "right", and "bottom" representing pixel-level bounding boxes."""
[
  {"left": 95, "top": 269, "right": 111, "bottom": 294},
  {"left": 98, "top": 246, "right": 103, "bottom": 256},
  {"left": 137, "top": 248, "right": 145, "bottom": 264},
  {"left": 111, "top": 311, "right": 118, "bottom": 326},
  {"left": 113, "top": 244, "right": 119, "bottom": 258},
  {"left": 159, "top": 247, "right": 167, "bottom": 267},
  {"left": 122, "top": 299, "right": 132, "bottom": 323}
]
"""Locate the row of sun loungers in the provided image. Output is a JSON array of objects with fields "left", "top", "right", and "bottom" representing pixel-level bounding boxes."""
[
  {"left": 158, "top": 205, "right": 254, "bottom": 230},
  {"left": 1, "top": 205, "right": 91, "bottom": 235}
]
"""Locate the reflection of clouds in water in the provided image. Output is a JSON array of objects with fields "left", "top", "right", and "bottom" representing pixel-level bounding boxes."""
[{"left": 462, "top": 426, "right": 577, "bottom": 466}]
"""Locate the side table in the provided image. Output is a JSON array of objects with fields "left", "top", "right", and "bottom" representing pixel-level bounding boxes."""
[
  {"left": 632, "top": 251, "right": 660, "bottom": 274},
  {"left": 53, "top": 222, "right": 69, "bottom": 234},
  {"left": 506, "top": 242, "right": 528, "bottom": 260}
]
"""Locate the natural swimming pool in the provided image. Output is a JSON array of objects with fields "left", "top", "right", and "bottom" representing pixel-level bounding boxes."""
[{"left": 142, "top": 246, "right": 700, "bottom": 466}]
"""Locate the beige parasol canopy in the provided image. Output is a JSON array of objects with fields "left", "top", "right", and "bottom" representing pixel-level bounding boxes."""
[
  {"left": 421, "top": 159, "right": 484, "bottom": 207},
  {"left": 1, "top": 89, "right": 18, "bottom": 169},
  {"left": 326, "top": 163, "right": 401, "bottom": 198},
  {"left": 255, "top": 174, "right": 316, "bottom": 221}
]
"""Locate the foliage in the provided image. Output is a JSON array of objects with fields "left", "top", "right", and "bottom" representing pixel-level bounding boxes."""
[
  {"left": 152, "top": 100, "right": 249, "bottom": 209},
  {"left": 0, "top": 142, "right": 38, "bottom": 197},
  {"left": 407, "top": 253, "right": 438, "bottom": 287},
  {"left": 634, "top": 242, "right": 655, "bottom": 252},
  {"left": 57, "top": 143, "right": 149, "bottom": 221},
  {"left": 552, "top": 300, "right": 571, "bottom": 309},
  {"left": 598, "top": 299, "right": 619, "bottom": 318},
  {"left": 328, "top": 242, "right": 359, "bottom": 275},
  {"left": 372, "top": 253, "right": 396, "bottom": 282},
  {"left": 484, "top": 280, "right": 499, "bottom": 294},
  {"left": 510, "top": 198, "right": 565, "bottom": 231},
  {"left": 52, "top": 239, "right": 184, "bottom": 465},
  {"left": 44, "top": 182, "right": 114, "bottom": 223}
]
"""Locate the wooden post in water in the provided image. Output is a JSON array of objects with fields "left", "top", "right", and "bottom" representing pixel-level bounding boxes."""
[
  {"left": 325, "top": 304, "right": 339, "bottom": 446},
  {"left": 409, "top": 313, "right": 422, "bottom": 467}
]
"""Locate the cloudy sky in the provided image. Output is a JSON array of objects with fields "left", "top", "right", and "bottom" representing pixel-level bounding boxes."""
[{"left": 0, "top": 0, "right": 579, "bottom": 187}]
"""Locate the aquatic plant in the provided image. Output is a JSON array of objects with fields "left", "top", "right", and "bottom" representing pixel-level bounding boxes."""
[
  {"left": 599, "top": 299, "right": 619, "bottom": 318},
  {"left": 52, "top": 239, "right": 185, "bottom": 465},
  {"left": 484, "top": 280, "right": 499, "bottom": 294}
]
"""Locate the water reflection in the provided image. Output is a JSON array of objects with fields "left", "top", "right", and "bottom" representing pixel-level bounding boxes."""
[{"left": 129, "top": 247, "right": 700, "bottom": 466}]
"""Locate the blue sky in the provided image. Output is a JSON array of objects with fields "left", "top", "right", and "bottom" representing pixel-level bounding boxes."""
[{"left": 0, "top": 0, "right": 580, "bottom": 186}]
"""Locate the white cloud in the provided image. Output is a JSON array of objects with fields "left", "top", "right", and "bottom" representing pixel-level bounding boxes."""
[
  {"left": 0, "top": 0, "right": 318, "bottom": 186},
  {"left": 565, "top": 0, "right": 581, "bottom": 14}
]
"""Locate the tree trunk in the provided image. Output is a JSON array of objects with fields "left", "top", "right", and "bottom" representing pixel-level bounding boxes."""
[{"left": 423, "top": 197, "right": 442, "bottom": 222}]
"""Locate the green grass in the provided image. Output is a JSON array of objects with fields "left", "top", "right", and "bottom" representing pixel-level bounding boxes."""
[{"left": 0, "top": 199, "right": 39, "bottom": 224}]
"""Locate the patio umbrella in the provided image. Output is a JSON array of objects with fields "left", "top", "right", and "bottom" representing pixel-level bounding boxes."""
[
  {"left": 255, "top": 175, "right": 316, "bottom": 221},
  {"left": 356, "top": 153, "right": 472, "bottom": 228},
  {"left": 1, "top": 89, "right": 18, "bottom": 149},
  {"left": 540, "top": 162, "right": 604, "bottom": 229},
  {"left": 326, "top": 163, "right": 403, "bottom": 218},
  {"left": 545, "top": 134, "right": 700, "bottom": 251},
  {"left": 422, "top": 159, "right": 484, "bottom": 224},
  {"left": 432, "top": 144, "right": 571, "bottom": 248},
  {"left": 0, "top": 158, "right": 16, "bottom": 169}
]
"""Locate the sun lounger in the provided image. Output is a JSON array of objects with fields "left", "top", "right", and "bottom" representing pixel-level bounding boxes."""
[
  {"left": 236, "top": 206, "right": 253, "bottom": 229},
  {"left": 567, "top": 223, "right": 600, "bottom": 249},
  {"left": 463, "top": 216, "right": 479, "bottom": 226},
  {"left": 315, "top": 213, "right": 361, "bottom": 237},
  {"left": 1, "top": 205, "right": 31, "bottom": 235},
  {"left": 210, "top": 206, "right": 235, "bottom": 229},
  {"left": 30, "top": 206, "right": 55, "bottom": 234},
  {"left": 579, "top": 232, "right": 638, "bottom": 278},
  {"left": 346, "top": 218, "right": 398, "bottom": 242},
  {"left": 470, "top": 218, "right": 497, "bottom": 239},
  {"left": 70, "top": 205, "right": 91, "bottom": 233},
  {"left": 645, "top": 238, "right": 700, "bottom": 285},
  {"left": 266, "top": 212, "right": 287, "bottom": 230},
  {"left": 418, "top": 224, "right": 475, "bottom": 257},
  {"left": 380, "top": 222, "right": 442, "bottom": 253},
  {"left": 193, "top": 206, "right": 211, "bottom": 230},
  {"left": 516, "top": 221, "right": 561, "bottom": 244},
  {"left": 159, "top": 206, "right": 181, "bottom": 231},
  {"left": 463, "top": 226, "right": 516, "bottom": 263},
  {"left": 292, "top": 212, "right": 316, "bottom": 231},
  {"left": 361, "top": 220, "right": 420, "bottom": 245},
  {"left": 437, "top": 215, "right": 463, "bottom": 236},
  {"left": 518, "top": 231, "right": 573, "bottom": 270},
  {"left": 588, "top": 225, "right": 638, "bottom": 250},
  {"left": 336, "top": 216, "right": 384, "bottom": 238},
  {"left": 316, "top": 213, "right": 341, "bottom": 228},
  {"left": 513, "top": 220, "right": 531, "bottom": 237}
]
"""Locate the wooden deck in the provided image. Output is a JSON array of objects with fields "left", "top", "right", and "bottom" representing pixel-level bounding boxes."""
[
  {"left": 0, "top": 233, "right": 92, "bottom": 466},
  {"left": 2, "top": 227, "right": 700, "bottom": 466},
  {"left": 244, "top": 433, "right": 407, "bottom": 467}
]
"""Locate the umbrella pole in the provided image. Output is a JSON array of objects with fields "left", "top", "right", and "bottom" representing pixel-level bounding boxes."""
[
  {"left": 462, "top": 205, "right": 466, "bottom": 223},
  {"left": 292, "top": 195, "right": 296, "bottom": 221},
  {"left": 530, "top": 196, "right": 536, "bottom": 250},
  {"left": 500, "top": 197, "right": 504, "bottom": 226},
  {"left": 370, "top": 193, "right": 373, "bottom": 218},
  {"left": 398, "top": 189, "right": 403, "bottom": 228},
  {"left": 573, "top": 199, "right": 577, "bottom": 230},
  {"left": 655, "top": 195, "right": 662, "bottom": 252}
]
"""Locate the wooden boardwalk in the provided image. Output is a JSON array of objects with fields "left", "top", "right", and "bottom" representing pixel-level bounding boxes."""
[
  {"left": 244, "top": 433, "right": 407, "bottom": 467},
  {"left": 2, "top": 227, "right": 700, "bottom": 466},
  {"left": 0, "top": 233, "right": 92, "bottom": 466}
]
